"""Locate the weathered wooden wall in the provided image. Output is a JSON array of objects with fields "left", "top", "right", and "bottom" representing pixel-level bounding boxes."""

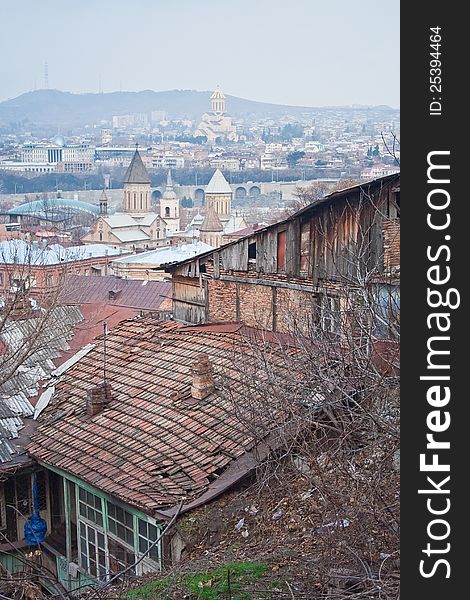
[{"left": 169, "top": 175, "right": 400, "bottom": 329}]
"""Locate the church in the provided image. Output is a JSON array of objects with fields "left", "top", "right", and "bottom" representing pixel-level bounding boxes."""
[
  {"left": 194, "top": 88, "right": 238, "bottom": 143},
  {"left": 82, "top": 149, "right": 170, "bottom": 250},
  {"left": 170, "top": 168, "right": 247, "bottom": 248}
]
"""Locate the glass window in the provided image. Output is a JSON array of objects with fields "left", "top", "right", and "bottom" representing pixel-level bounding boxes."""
[
  {"left": 78, "top": 487, "right": 103, "bottom": 526},
  {"left": 372, "top": 284, "right": 400, "bottom": 338},
  {"left": 79, "top": 521, "right": 107, "bottom": 579},
  {"left": 107, "top": 501, "right": 134, "bottom": 547},
  {"left": 108, "top": 537, "right": 136, "bottom": 577},
  {"left": 137, "top": 518, "right": 160, "bottom": 562}
]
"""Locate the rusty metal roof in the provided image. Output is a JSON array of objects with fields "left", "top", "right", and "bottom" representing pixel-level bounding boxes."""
[
  {"left": 28, "top": 318, "right": 295, "bottom": 514},
  {"left": 60, "top": 275, "right": 172, "bottom": 311}
]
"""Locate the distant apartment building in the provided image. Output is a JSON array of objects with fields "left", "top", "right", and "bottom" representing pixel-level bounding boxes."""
[
  {"left": 150, "top": 110, "right": 167, "bottom": 122},
  {"left": 152, "top": 152, "right": 185, "bottom": 169},
  {"left": 112, "top": 113, "right": 149, "bottom": 129},
  {"left": 100, "top": 128, "right": 113, "bottom": 145},
  {"left": 264, "top": 143, "right": 284, "bottom": 154},
  {"left": 361, "top": 164, "right": 400, "bottom": 179},
  {"left": 95, "top": 146, "right": 146, "bottom": 167},
  {"left": 209, "top": 157, "right": 240, "bottom": 171},
  {"left": 260, "top": 153, "right": 287, "bottom": 170}
]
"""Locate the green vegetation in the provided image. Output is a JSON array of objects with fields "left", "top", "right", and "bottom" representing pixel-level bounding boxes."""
[{"left": 127, "top": 561, "right": 268, "bottom": 600}]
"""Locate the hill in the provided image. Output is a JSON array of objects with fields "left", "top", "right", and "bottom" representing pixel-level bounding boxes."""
[{"left": 0, "top": 89, "right": 397, "bottom": 128}]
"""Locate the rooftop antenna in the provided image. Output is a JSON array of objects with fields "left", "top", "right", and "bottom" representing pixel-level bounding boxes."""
[{"left": 44, "top": 61, "right": 49, "bottom": 90}]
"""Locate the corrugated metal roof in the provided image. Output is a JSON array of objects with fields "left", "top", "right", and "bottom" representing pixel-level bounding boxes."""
[
  {"left": 0, "top": 240, "right": 126, "bottom": 266},
  {"left": 110, "top": 242, "right": 213, "bottom": 266},
  {"left": 0, "top": 305, "right": 85, "bottom": 464}
]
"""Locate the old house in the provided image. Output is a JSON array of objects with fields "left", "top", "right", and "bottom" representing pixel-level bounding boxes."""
[
  {"left": 165, "top": 174, "right": 400, "bottom": 340},
  {"left": 22, "top": 318, "right": 297, "bottom": 593}
]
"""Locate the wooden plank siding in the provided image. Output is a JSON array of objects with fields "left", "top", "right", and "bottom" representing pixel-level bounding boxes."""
[{"left": 168, "top": 175, "right": 400, "bottom": 328}]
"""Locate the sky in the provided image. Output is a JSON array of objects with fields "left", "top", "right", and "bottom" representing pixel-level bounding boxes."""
[{"left": 0, "top": 0, "right": 399, "bottom": 107}]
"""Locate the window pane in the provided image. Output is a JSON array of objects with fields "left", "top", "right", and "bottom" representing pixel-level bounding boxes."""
[
  {"left": 148, "top": 524, "right": 157, "bottom": 540},
  {"left": 138, "top": 520, "right": 147, "bottom": 537}
]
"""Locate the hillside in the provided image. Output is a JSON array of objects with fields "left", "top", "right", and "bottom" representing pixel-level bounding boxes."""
[{"left": 0, "top": 89, "right": 397, "bottom": 128}]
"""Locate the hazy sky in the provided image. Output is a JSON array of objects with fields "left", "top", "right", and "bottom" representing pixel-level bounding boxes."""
[{"left": 0, "top": 0, "right": 399, "bottom": 107}]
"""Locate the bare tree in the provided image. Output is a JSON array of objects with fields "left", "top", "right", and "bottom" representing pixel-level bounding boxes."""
[
  {"left": 216, "top": 191, "right": 400, "bottom": 599},
  {"left": 282, "top": 179, "right": 361, "bottom": 218}
]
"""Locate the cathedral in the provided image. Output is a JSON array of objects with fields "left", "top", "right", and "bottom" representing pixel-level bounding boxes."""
[
  {"left": 194, "top": 88, "right": 238, "bottom": 143},
  {"left": 82, "top": 149, "right": 169, "bottom": 250},
  {"left": 172, "top": 168, "right": 247, "bottom": 248}
]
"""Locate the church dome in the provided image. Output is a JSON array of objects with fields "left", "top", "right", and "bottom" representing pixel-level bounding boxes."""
[
  {"left": 53, "top": 134, "right": 65, "bottom": 147},
  {"left": 211, "top": 88, "right": 225, "bottom": 100}
]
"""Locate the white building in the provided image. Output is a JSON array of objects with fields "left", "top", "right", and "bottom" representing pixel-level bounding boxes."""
[{"left": 21, "top": 137, "right": 95, "bottom": 172}]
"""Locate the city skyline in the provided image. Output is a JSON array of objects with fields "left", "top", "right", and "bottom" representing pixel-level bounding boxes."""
[{"left": 0, "top": 0, "right": 400, "bottom": 108}]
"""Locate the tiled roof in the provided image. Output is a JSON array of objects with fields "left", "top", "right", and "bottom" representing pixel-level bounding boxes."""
[
  {"left": 200, "top": 205, "right": 223, "bottom": 232},
  {"left": 123, "top": 150, "right": 151, "bottom": 184},
  {"left": 60, "top": 276, "right": 171, "bottom": 311},
  {"left": 28, "top": 319, "right": 293, "bottom": 514},
  {"left": 205, "top": 169, "right": 232, "bottom": 195}
]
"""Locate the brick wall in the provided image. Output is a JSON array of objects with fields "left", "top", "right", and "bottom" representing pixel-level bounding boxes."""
[
  {"left": 275, "top": 287, "right": 317, "bottom": 334},
  {"left": 208, "top": 280, "right": 237, "bottom": 322},
  {"left": 207, "top": 276, "right": 319, "bottom": 334},
  {"left": 238, "top": 282, "right": 273, "bottom": 329}
]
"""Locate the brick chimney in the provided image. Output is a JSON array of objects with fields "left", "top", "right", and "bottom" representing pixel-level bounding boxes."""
[
  {"left": 86, "top": 382, "right": 112, "bottom": 417},
  {"left": 190, "top": 354, "right": 214, "bottom": 400}
]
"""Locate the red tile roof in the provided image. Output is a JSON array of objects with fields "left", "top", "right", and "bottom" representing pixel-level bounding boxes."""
[{"left": 28, "top": 318, "right": 294, "bottom": 515}]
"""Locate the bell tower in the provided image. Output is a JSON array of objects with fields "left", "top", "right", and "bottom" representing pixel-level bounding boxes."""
[
  {"left": 159, "top": 170, "right": 180, "bottom": 233},
  {"left": 122, "top": 147, "right": 151, "bottom": 214}
]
